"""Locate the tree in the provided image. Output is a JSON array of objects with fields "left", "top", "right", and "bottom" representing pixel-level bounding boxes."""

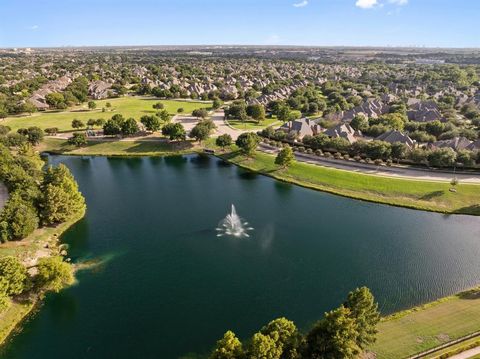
[
  {"left": 304, "top": 306, "right": 360, "bottom": 359},
  {"left": 71, "top": 119, "right": 84, "bottom": 129},
  {"left": 103, "top": 115, "right": 124, "bottom": 136},
  {"left": 45, "top": 92, "right": 66, "bottom": 109},
  {"left": 192, "top": 108, "right": 209, "bottom": 119},
  {"left": 68, "top": 132, "right": 87, "bottom": 147},
  {"left": 216, "top": 134, "right": 232, "bottom": 150},
  {"left": 344, "top": 287, "right": 380, "bottom": 349},
  {"left": 0, "top": 256, "right": 28, "bottom": 296},
  {"left": 140, "top": 115, "right": 161, "bottom": 132},
  {"left": 88, "top": 101, "right": 97, "bottom": 110},
  {"left": 226, "top": 101, "right": 248, "bottom": 121},
  {"left": 427, "top": 148, "right": 456, "bottom": 167},
  {"left": 121, "top": 118, "right": 139, "bottom": 136},
  {"left": 212, "top": 98, "right": 223, "bottom": 110},
  {"left": 209, "top": 331, "right": 244, "bottom": 359},
  {"left": 152, "top": 102, "right": 164, "bottom": 110},
  {"left": 350, "top": 115, "right": 369, "bottom": 132},
  {"left": 235, "top": 132, "right": 260, "bottom": 157},
  {"left": 87, "top": 118, "right": 97, "bottom": 127},
  {"left": 22, "top": 101, "right": 37, "bottom": 115},
  {"left": 391, "top": 142, "right": 408, "bottom": 162},
  {"left": 189, "top": 122, "right": 211, "bottom": 143},
  {"left": 260, "top": 317, "right": 300, "bottom": 359},
  {"left": 41, "top": 164, "right": 86, "bottom": 225},
  {"left": 162, "top": 123, "right": 186, "bottom": 141},
  {"left": 36, "top": 256, "right": 74, "bottom": 293},
  {"left": 275, "top": 146, "right": 295, "bottom": 169},
  {"left": 0, "top": 192, "right": 39, "bottom": 242},
  {"left": 247, "top": 104, "right": 266, "bottom": 122},
  {"left": 0, "top": 125, "right": 10, "bottom": 136},
  {"left": 105, "top": 102, "right": 112, "bottom": 109},
  {"left": 156, "top": 109, "right": 171, "bottom": 122},
  {"left": 249, "top": 332, "right": 283, "bottom": 359},
  {"left": 18, "top": 127, "right": 44, "bottom": 145}
]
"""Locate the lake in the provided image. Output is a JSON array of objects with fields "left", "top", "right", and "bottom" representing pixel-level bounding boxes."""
[{"left": 2, "top": 155, "right": 480, "bottom": 359}]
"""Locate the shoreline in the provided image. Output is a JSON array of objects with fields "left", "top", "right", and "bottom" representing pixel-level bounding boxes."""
[{"left": 0, "top": 212, "right": 85, "bottom": 348}]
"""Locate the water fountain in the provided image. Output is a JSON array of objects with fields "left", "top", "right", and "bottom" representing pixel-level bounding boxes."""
[{"left": 216, "top": 204, "right": 253, "bottom": 238}]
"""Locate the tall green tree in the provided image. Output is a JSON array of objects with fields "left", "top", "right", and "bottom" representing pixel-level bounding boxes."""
[
  {"left": 0, "top": 256, "right": 28, "bottom": 296},
  {"left": 275, "top": 146, "right": 295, "bottom": 169},
  {"left": 235, "top": 133, "right": 260, "bottom": 157},
  {"left": 189, "top": 122, "right": 211, "bottom": 143},
  {"left": 121, "top": 118, "right": 139, "bottom": 136},
  {"left": 162, "top": 123, "right": 186, "bottom": 141},
  {"left": 209, "top": 331, "right": 244, "bottom": 359},
  {"left": 344, "top": 287, "right": 380, "bottom": 349},
  {"left": 41, "top": 164, "right": 86, "bottom": 225},
  {"left": 304, "top": 306, "right": 360, "bottom": 359},
  {"left": 37, "top": 256, "right": 74, "bottom": 292},
  {"left": 216, "top": 134, "right": 232, "bottom": 150},
  {"left": 140, "top": 115, "right": 161, "bottom": 132},
  {"left": 249, "top": 332, "right": 283, "bottom": 359},
  {"left": 0, "top": 192, "right": 39, "bottom": 242}
]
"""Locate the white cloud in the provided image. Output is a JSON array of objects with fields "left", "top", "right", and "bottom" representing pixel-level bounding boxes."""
[
  {"left": 293, "top": 0, "right": 308, "bottom": 7},
  {"left": 355, "top": 0, "right": 379, "bottom": 9},
  {"left": 389, "top": 0, "right": 408, "bottom": 5},
  {"left": 28, "top": 25, "right": 39, "bottom": 30},
  {"left": 266, "top": 34, "right": 281, "bottom": 44}
]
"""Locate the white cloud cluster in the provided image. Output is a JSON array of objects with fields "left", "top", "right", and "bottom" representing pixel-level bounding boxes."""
[
  {"left": 293, "top": 0, "right": 308, "bottom": 7},
  {"left": 355, "top": 0, "right": 379, "bottom": 9}
]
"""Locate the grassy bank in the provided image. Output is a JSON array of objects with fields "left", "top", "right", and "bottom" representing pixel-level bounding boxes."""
[
  {"left": 221, "top": 151, "right": 480, "bottom": 215},
  {"left": 0, "top": 212, "right": 84, "bottom": 346},
  {"left": 371, "top": 287, "right": 480, "bottom": 358},
  {"left": 39, "top": 137, "right": 198, "bottom": 157},
  {"left": 2, "top": 97, "right": 211, "bottom": 132}
]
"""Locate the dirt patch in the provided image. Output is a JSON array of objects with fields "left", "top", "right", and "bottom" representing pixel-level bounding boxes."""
[{"left": 437, "top": 333, "right": 450, "bottom": 342}]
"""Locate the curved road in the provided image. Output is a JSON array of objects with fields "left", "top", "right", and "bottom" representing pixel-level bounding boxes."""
[{"left": 260, "top": 143, "right": 480, "bottom": 184}]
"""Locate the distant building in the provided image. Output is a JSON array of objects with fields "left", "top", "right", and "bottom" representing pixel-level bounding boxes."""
[
  {"left": 278, "top": 118, "right": 321, "bottom": 139},
  {"left": 375, "top": 130, "right": 415, "bottom": 148},
  {"left": 323, "top": 123, "right": 360, "bottom": 144},
  {"left": 429, "top": 137, "right": 472, "bottom": 151}
]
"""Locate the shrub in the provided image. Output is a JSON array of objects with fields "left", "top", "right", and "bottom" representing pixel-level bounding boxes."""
[{"left": 315, "top": 149, "right": 323, "bottom": 156}]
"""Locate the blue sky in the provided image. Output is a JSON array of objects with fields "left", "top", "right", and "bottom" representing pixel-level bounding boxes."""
[{"left": 0, "top": 0, "right": 478, "bottom": 48}]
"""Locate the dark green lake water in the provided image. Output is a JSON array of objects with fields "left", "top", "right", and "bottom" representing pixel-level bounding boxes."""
[{"left": 2, "top": 155, "right": 480, "bottom": 359}]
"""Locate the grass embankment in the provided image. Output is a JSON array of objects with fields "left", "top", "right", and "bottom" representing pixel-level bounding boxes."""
[
  {"left": 371, "top": 288, "right": 480, "bottom": 358},
  {"left": 0, "top": 212, "right": 84, "bottom": 346},
  {"left": 39, "top": 137, "right": 198, "bottom": 157},
  {"left": 2, "top": 97, "right": 211, "bottom": 132},
  {"left": 226, "top": 117, "right": 279, "bottom": 130},
  {"left": 222, "top": 151, "right": 480, "bottom": 215}
]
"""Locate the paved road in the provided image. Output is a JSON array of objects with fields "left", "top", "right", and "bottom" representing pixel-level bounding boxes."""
[
  {"left": 448, "top": 347, "right": 480, "bottom": 359},
  {"left": 260, "top": 143, "right": 480, "bottom": 184}
]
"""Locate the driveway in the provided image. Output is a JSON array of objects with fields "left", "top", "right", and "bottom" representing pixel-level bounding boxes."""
[{"left": 448, "top": 347, "right": 480, "bottom": 359}]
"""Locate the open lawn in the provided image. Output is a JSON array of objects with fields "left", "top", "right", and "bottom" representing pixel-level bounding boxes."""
[
  {"left": 1, "top": 97, "right": 211, "bottom": 132},
  {"left": 39, "top": 137, "right": 197, "bottom": 157},
  {"left": 226, "top": 117, "right": 280, "bottom": 130},
  {"left": 222, "top": 151, "right": 480, "bottom": 215},
  {"left": 371, "top": 288, "right": 480, "bottom": 358}
]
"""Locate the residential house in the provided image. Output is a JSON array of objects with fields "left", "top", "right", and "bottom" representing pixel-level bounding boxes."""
[{"left": 375, "top": 130, "right": 415, "bottom": 148}]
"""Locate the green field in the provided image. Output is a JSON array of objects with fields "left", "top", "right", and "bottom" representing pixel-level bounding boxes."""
[
  {"left": 371, "top": 288, "right": 480, "bottom": 358},
  {"left": 40, "top": 138, "right": 197, "bottom": 157},
  {"left": 1, "top": 97, "right": 211, "bottom": 132},
  {"left": 222, "top": 151, "right": 480, "bottom": 215},
  {"left": 226, "top": 117, "right": 280, "bottom": 130}
]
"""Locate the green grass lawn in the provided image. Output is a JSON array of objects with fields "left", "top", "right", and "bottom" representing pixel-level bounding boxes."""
[
  {"left": 222, "top": 151, "right": 480, "bottom": 215},
  {"left": 39, "top": 137, "right": 197, "bottom": 157},
  {"left": 371, "top": 288, "right": 480, "bottom": 358},
  {"left": 2, "top": 97, "right": 211, "bottom": 132},
  {"left": 226, "top": 117, "right": 280, "bottom": 130}
]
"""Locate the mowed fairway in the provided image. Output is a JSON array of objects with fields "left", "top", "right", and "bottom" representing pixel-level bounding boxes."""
[
  {"left": 224, "top": 152, "right": 480, "bottom": 215},
  {"left": 371, "top": 289, "right": 480, "bottom": 358},
  {"left": 1, "top": 97, "right": 211, "bottom": 132}
]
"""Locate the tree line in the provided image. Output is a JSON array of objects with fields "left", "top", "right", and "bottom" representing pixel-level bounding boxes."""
[{"left": 208, "top": 287, "right": 380, "bottom": 359}]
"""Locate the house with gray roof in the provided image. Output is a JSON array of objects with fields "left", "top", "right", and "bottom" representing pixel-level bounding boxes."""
[
  {"left": 279, "top": 118, "right": 321, "bottom": 139},
  {"left": 323, "top": 123, "right": 360, "bottom": 144},
  {"left": 375, "top": 130, "right": 415, "bottom": 148},
  {"left": 429, "top": 136, "right": 473, "bottom": 151}
]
